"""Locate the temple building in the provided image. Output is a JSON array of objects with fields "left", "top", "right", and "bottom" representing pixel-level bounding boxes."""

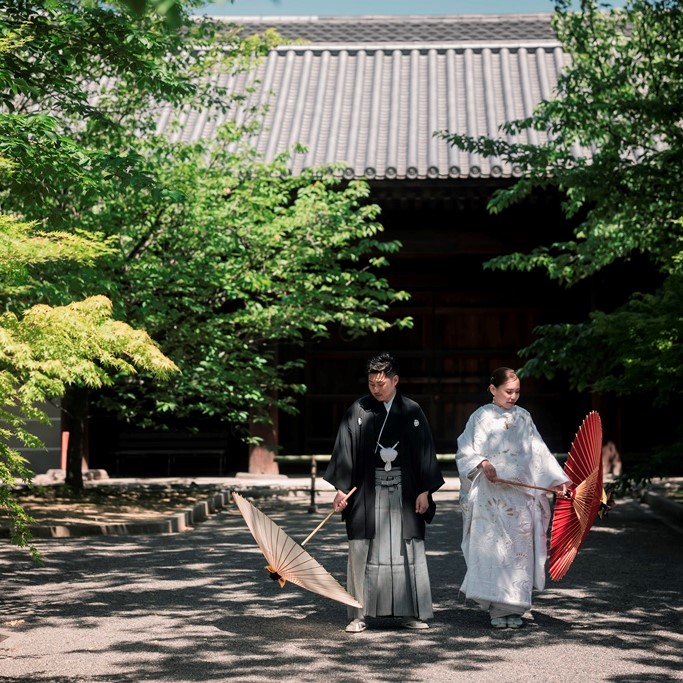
[{"left": 23, "top": 14, "right": 660, "bottom": 476}]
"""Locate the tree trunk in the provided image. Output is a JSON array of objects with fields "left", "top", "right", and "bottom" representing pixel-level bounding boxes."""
[{"left": 61, "top": 386, "right": 89, "bottom": 491}]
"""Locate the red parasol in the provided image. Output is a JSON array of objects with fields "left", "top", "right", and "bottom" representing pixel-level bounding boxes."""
[{"left": 548, "top": 411, "right": 604, "bottom": 581}]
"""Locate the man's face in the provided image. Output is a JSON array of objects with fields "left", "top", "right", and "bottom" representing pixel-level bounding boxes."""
[{"left": 368, "top": 372, "right": 399, "bottom": 403}]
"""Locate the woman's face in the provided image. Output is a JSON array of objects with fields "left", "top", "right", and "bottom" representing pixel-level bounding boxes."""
[{"left": 490, "top": 376, "right": 520, "bottom": 410}]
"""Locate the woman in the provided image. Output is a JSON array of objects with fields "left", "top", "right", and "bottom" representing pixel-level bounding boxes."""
[{"left": 455, "top": 367, "right": 570, "bottom": 629}]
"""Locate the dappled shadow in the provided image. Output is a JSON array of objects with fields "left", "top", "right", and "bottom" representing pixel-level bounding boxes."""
[{"left": 1, "top": 494, "right": 682, "bottom": 682}]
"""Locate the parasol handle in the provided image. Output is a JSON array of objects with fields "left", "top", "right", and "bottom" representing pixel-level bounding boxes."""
[
  {"left": 496, "top": 478, "right": 568, "bottom": 496},
  {"left": 301, "top": 486, "right": 357, "bottom": 547}
]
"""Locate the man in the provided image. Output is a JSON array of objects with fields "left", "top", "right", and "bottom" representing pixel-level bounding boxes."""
[{"left": 324, "top": 352, "right": 444, "bottom": 633}]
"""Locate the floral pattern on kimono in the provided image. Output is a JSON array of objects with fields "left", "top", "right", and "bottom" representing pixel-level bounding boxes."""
[{"left": 456, "top": 403, "right": 568, "bottom": 612}]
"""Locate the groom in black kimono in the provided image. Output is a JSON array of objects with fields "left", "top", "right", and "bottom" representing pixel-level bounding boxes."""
[{"left": 324, "top": 352, "right": 444, "bottom": 633}]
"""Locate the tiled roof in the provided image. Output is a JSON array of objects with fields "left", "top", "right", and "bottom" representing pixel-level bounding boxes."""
[
  {"left": 222, "top": 14, "right": 558, "bottom": 44},
  {"left": 159, "top": 15, "right": 566, "bottom": 180}
]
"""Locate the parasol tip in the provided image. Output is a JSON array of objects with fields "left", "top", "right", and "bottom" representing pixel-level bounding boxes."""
[{"left": 265, "top": 565, "right": 287, "bottom": 587}]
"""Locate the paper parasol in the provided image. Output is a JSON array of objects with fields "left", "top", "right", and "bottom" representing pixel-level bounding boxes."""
[
  {"left": 232, "top": 491, "right": 362, "bottom": 608},
  {"left": 548, "top": 411, "right": 604, "bottom": 581}
]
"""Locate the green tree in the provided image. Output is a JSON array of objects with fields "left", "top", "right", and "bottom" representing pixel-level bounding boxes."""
[
  {"left": 1, "top": 2, "right": 410, "bottom": 473},
  {"left": 0, "top": 0, "right": 271, "bottom": 480},
  {"left": 439, "top": 0, "right": 683, "bottom": 473},
  {"left": 95, "top": 131, "right": 410, "bottom": 434},
  {"left": 1, "top": 0, "right": 226, "bottom": 490},
  {"left": 0, "top": 216, "right": 177, "bottom": 553}
]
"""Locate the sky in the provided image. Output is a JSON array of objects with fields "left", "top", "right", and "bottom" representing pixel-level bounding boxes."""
[{"left": 198, "top": 0, "right": 626, "bottom": 17}]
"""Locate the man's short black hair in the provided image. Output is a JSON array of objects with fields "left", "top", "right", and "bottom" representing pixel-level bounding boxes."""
[{"left": 366, "top": 352, "right": 399, "bottom": 377}]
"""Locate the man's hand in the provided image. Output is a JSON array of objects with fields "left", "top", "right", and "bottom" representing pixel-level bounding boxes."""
[
  {"left": 415, "top": 491, "right": 429, "bottom": 515},
  {"left": 333, "top": 490, "right": 349, "bottom": 512}
]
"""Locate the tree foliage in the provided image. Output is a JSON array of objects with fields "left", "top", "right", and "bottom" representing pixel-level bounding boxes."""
[
  {"left": 1, "top": 1, "right": 410, "bottom": 456},
  {"left": 439, "top": 1, "right": 683, "bottom": 455},
  {"left": 0, "top": 3, "right": 191, "bottom": 539},
  {"left": 0, "top": 216, "right": 177, "bottom": 554},
  {"left": 96, "top": 132, "right": 410, "bottom": 428}
]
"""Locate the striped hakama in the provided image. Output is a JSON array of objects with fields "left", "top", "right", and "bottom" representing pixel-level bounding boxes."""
[{"left": 346, "top": 469, "right": 434, "bottom": 621}]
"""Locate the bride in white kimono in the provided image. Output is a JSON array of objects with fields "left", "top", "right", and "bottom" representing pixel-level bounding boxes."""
[{"left": 455, "top": 367, "right": 570, "bottom": 629}]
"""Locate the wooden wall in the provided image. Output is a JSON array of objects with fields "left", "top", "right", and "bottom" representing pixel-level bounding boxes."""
[
  {"left": 85, "top": 180, "right": 673, "bottom": 476},
  {"left": 279, "top": 181, "right": 594, "bottom": 458}
]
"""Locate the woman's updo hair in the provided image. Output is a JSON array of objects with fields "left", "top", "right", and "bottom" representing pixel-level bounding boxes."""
[{"left": 489, "top": 367, "right": 518, "bottom": 388}]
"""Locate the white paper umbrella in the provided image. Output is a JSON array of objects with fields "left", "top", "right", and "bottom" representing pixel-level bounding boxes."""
[{"left": 232, "top": 492, "right": 362, "bottom": 609}]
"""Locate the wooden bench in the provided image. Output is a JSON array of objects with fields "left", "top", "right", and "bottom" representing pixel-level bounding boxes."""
[{"left": 114, "top": 431, "right": 229, "bottom": 477}]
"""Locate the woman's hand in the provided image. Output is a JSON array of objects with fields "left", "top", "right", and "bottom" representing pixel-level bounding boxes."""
[
  {"left": 333, "top": 490, "right": 349, "bottom": 512},
  {"left": 480, "top": 459, "right": 498, "bottom": 482},
  {"left": 415, "top": 491, "right": 430, "bottom": 515},
  {"left": 552, "top": 482, "right": 571, "bottom": 497}
]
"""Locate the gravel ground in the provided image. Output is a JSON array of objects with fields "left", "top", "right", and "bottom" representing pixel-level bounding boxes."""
[
  {"left": 1, "top": 481, "right": 682, "bottom": 683},
  {"left": 1, "top": 483, "right": 218, "bottom": 527}
]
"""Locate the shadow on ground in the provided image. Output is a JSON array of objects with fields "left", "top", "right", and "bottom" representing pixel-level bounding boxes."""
[{"left": 1, "top": 494, "right": 682, "bottom": 682}]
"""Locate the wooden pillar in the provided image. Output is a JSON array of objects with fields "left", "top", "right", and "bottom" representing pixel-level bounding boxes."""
[{"left": 248, "top": 405, "right": 280, "bottom": 475}]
